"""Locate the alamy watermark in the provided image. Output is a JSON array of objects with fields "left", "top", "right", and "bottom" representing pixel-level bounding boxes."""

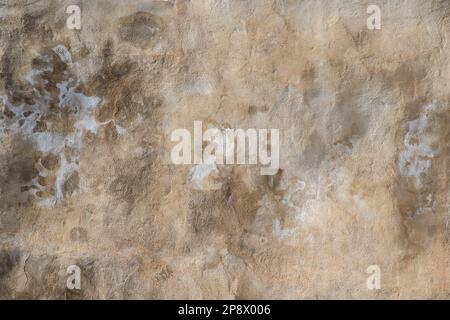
[
  {"left": 367, "top": 5, "right": 381, "bottom": 30},
  {"left": 66, "top": 265, "right": 81, "bottom": 290},
  {"left": 66, "top": 5, "right": 81, "bottom": 30},
  {"left": 170, "top": 121, "right": 279, "bottom": 175},
  {"left": 366, "top": 265, "right": 381, "bottom": 290}
]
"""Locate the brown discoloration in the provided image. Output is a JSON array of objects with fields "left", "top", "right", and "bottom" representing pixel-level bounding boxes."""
[{"left": 117, "top": 12, "right": 164, "bottom": 49}]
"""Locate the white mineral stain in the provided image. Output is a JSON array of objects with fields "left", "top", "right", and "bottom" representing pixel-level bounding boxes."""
[
  {"left": 398, "top": 104, "right": 440, "bottom": 215},
  {"left": 0, "top": 45, "right": 123, "bottom": 207},
  {"left": 115, "top": 124, "right": 127, "bottom": 136},
  {"left": 273, "top": 218, "right": 298, "bottom": 239},
  {"left": 25, "top": 54, "right": 53, "bottom": 86},
  {"left": 31, "top": 132, "right": 65, "bottom": 154},
  {"left": 273, "top": 178, "right": 315, "bottom": 240},
  {"left": 185, "top": 77, "right": 214, "bottom": 96},
  {"left": 399, "top": 104, "right": 436, "bottom": 186},
  {"left": 188, "top": 162, "right": 221, "bottom": 191},
  {"left": 53, "top": 45, "right": 73, "bottom": 64}
]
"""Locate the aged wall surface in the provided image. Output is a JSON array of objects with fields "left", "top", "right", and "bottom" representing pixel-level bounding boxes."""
[{"left": 0, "top": 0, "right": 449, "bottom": 299}]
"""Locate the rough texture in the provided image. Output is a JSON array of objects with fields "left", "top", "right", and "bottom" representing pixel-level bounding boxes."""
[{"left": 0, "top": 0, "right": 449, "bottom": 299}]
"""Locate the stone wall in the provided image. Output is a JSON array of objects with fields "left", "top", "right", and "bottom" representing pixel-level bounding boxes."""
[{"left": 0, "top": 0, "right": 448, "bottom": 299}]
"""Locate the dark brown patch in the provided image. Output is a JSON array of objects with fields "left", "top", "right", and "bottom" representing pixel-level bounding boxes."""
[
  {"left": 188, "top": 170, "right": 260, "bottom": 237},
  {"left": 70, "top": 227, "right": 88, "bottom": 242},
  {"left": 0, "top": 249, "right": 20, "bottom": 278},
  {"left": 63, "top": 171, "right": 79, "bottom": 197},
  {"left": 41, "top": 154, "right": 60, "bottom": 170},
  {"left": 117, "top": 12, "right": 164, "bottom": 49}
]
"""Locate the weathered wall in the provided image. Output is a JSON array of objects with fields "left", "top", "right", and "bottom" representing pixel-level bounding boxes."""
[{"left": 0, "top": 0, "right": 449, "bottom": 299}]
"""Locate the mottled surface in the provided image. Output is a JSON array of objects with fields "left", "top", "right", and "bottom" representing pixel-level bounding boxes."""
[{"left": 0, "top": 0, "right": 449, "bottom": 299}]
